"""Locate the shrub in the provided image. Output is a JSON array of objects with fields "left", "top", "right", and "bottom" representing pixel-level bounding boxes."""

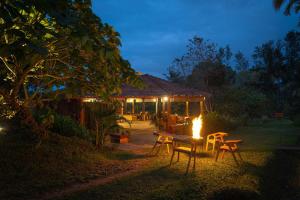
[
  {"left": 33, "top": 108, "right": 91, "bottom": 141},
  {"left": 203, "top": 112, "right": 240, "bottom": 134},
  {"left": 51, "top": 113, "right": 91, "bottom": 140},
  {"left": 214, "top": 87, "right": 268, "bottom": 119}
]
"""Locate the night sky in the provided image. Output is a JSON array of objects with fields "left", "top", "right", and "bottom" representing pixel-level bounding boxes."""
[{"left": 92, "top": 0, "right": 299, "bottom": 77}]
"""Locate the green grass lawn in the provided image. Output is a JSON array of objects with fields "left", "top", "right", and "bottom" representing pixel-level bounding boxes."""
[
  {"left": 60, "top": 119, "right": 300, "bottom": 200},
  {"left": 0, "top": 133, "right": 149, "bottom": 200},
  {"left": 0, "top": 120, "right": 299, "bottom": 200},
  {"left": 231, "top": 119, "right": 300, "bottom": 150}
]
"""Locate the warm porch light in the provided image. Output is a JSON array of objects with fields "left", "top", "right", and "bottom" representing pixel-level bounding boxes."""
[
  {"left": 82, "top": 98, "right": 96, "bottom": 102},
  {"left": 163, "top": 96, "right": 168, "bottom": 102},
  {"left": 126, "top": 98, "right": 134, "bottom": 103},
  {"left": 192, "top": 115, "right": 203, "bottom": 139}
]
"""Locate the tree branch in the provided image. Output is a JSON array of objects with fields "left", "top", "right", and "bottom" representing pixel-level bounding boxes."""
[
  {"left": 27, "top": 74, "right": 71, "bottom": 80},
  {"left": 0, "top": 56, "right": 16, "bottom": 76}
]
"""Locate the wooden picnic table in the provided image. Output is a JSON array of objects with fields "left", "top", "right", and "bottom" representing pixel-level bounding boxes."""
[
  {"left": 152, "top": 131, "right": 205, "bottom": 152},
  {"left": 158, "top": 131, "right": 203, "bottom": 143}
]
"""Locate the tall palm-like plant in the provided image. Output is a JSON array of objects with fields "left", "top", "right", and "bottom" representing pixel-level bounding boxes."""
[
  {"left": 94, "top": 109, "right": 119, "bottom": 149},
  {"left": 274, "top": 0, "right": 300, "bottom": 15},
  {"left": 85, "top": 104, "right": 130, "bottom": 149}
]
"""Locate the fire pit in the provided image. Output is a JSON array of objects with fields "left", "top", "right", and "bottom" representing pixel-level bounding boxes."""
[
  {"left": 192, "top": 115, "right": 203, "bottom": 140},
  {"left": 169, "top": 115, "right": 204, "bottom": 174}
]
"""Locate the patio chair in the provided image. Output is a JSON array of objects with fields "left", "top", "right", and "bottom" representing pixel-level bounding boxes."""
[
  {"left": 206, "top": 132, "right": 229, "bottom": 153},
  {"left": 149, "top": 132, "right": 173, "bottom": 155},
  {"left": 169, "top": 138, "right": 197, "bottom": 174},
  {"left": 215, "top": 139, "right": 243, "bottom": 166}
]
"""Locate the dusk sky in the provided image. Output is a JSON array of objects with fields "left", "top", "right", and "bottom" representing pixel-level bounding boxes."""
[{"left": 93, "top": 0, "right": 299, "bottom": 77}]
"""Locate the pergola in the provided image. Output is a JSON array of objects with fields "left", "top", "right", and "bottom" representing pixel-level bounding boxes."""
[{"left": 114, "top": 74, "right": 209, "bottom": 117}]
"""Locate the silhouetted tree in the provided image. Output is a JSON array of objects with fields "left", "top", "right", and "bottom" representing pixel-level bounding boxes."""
[
  {"left": 186, "top": 61, "right": 235, "bottom": 93},
  {"left": 234, "top": 51, "right": 249, "bottom": 72},
  {"left": 166, "top": 35, "right": 278, "bottom": 119},
  {"left": 252, "top": 41, "right": 285, "bottom": 92},
  {"left": 166, "top": 36, "right": 220, "bottom": 81},
  {"left": 251, "top": 31, "right": 300, "bottom": 114},
  {"left": 217, "top": 45, "right": 233, "bottom": 67},
  {"left": 282, "top": 31, "right": 300, "bottom": 115},
  {"left": 273, "top": 0, "right": 300, "bottom": 15}
]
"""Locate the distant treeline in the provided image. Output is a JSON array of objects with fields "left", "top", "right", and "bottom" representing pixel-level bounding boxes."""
[{"left": 166, "top": 31, "right": 300, "bottom": 119}]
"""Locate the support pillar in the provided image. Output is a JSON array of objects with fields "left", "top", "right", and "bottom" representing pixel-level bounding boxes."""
[
  {"left": 142, "top": 98, "right": 145, "bottom": 120},
  {"left": 79, "top": 102, "right": 85, "bottom": 126},
  {"left": 121, "top": 100, "right": 124, "bottom": 115},
  {"left": 185, "top": 101, "right": 189, "bottom": 116},
  {"left": 162, "top": 99, "right": 165, "bottom": 113},
  {"left": 155, "top": 98, "right": 158, "bottom": 114},
  {"left": 124, "top": 98, "right": 127, "bottom": 114},
  {"left": 132, "top": 99, "right": 135, "bottom": 114},
  {"left": 200, "top": 100, "right": 204, "bottom": 115},
  {"left": 167, "top": 97, "right": 171, "bottom": 116}
]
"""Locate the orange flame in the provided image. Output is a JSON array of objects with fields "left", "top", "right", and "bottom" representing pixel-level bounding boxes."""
[{"left": 192, "top": 115, "right": 203, "bottom": 139}]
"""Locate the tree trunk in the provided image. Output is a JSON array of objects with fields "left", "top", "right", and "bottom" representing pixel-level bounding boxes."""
[
  {"left": 95, "top": 120, "right": 100, "bottom": 149},
  {"left": 15, "top": 106, "right": 46, "bottom": 137},
  {"left": 100, "top": 125, "right": 105, "bottom": 150},
  {"left": 6, "top": 96, "right": 46, "bottom": 138}
]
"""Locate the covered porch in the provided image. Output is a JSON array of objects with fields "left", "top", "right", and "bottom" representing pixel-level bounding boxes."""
[
  {"left": 117, "top": 96, "right": 205, "bottom": 120},
  {"left": 114, "top": 74, "right": 209, "bottom": 134}
]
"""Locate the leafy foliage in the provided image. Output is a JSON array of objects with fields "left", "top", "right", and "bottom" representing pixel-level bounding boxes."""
[
  {"left": 186, "top": 61, "right": 235, "bottom": 93},
  {"left": 51, "top": 113, "right": 91, "bottom": 140},
  {"left": 33, "top": 108, "right": 91, "bottom": 140},
  {"left": 166, "top": 36, "right": 236, "bottom": 116},
  {"left": 234, "top": 51, "right": 249, "bottom": 72},
  {"left": 214, "top": 87, "right": 268, "bottom": 119},
  {"left": 166, "top": 36, "right": 231, "bottom": 85},
  {"left": 273, "top": 0, "right": 300, "bottom": 15},
  {"left": 203, "top": 112, "right": 240, "bottom": 134},
  {"left": 0, "top": 0, "right": 140, "bottom": 135},
  {"left": 85, "top": 103, "right": 130, "bottom": 149},
  {"left": 167, "top": 31, "right": 300, "bottom": 119},
  {"left": 252, "top": 31, "right": 300, "bottom": 115}
]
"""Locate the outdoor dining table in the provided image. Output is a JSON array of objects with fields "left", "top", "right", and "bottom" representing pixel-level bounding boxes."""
[{"left": 153, "top": 131, "right": 205, "bottom": 153}]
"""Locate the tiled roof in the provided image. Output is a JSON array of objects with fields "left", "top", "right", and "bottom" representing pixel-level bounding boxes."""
[{"left": 118, "top": 74, "right": 210, "bottom": 98}]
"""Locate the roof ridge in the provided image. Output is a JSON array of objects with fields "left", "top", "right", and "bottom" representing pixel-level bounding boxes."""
[
  {"left": 118, "top": 74, "right": 210, "bottom": 97},
  {"left": 143, "top": 74, "right": 170, "bottom": 94}
]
